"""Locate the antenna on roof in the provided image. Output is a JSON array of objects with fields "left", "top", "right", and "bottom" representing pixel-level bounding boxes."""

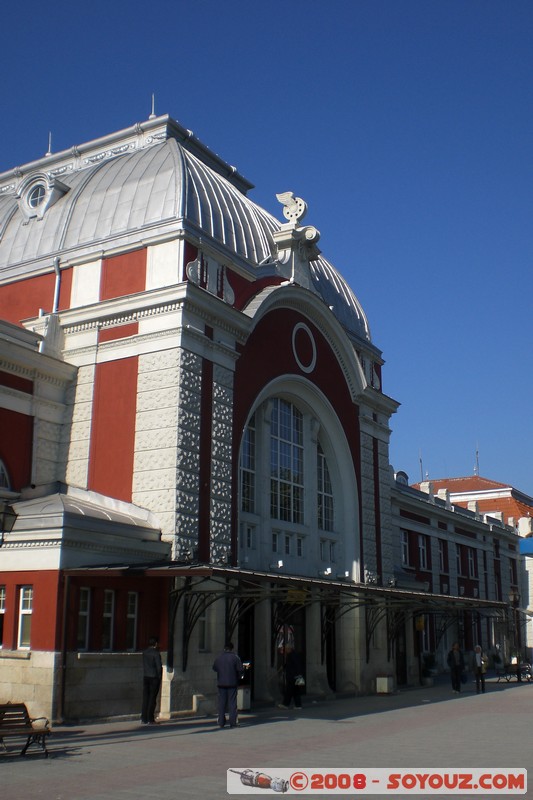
[
  {"left": 419, "top": 450, "right": 424, "bottom": 482},
  {"left": 474, "top": 444, "right": 479, "bottom": 476},
  {"left": 148, "top": 93, "right": 156, "bottom": 120},
  {"left": 45, "top": 132, "right": 53, "bottom": 157}
]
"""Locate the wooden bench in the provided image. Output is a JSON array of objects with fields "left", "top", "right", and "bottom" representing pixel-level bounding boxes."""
[{"left": 0, "top": 702, "right": 51, "bottom": 757}]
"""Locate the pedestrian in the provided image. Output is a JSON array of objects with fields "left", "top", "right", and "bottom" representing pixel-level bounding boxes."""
[
  {"left": 278, "top": 644, "right": 304, "bottom": 710},
  {"left": 447, "top": 641, "right": 465, "bottom": 693},
  {"left": 141, "top": 636, "right": 162, "bottom": 724},
  {"left": 212, "top": 641, "right": 244, "bottom": 728},
  {"left": 473, "top": 645, "right": 488, "bottom": 694}
]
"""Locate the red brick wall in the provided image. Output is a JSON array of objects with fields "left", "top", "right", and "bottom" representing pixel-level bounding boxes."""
[{"left": 88, "top": 357, "right": 138, "bottom": 502}]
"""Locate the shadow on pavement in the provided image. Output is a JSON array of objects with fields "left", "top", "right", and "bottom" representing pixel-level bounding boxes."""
[{"left": 37, "top": 674, "right": 530, "bottom": 758}]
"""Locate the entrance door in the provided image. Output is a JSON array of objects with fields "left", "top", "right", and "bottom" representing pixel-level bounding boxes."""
[
  {"left": 324, "top": 605, "right": 337, "bottom": 691},
  {"left": 274, "top": 604, "right": 306, "bottom": 696},
  {"left": 238, "top": 602, "right": 254, "bottom": 697}
]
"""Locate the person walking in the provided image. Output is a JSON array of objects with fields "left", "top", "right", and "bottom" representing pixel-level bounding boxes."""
[
  {"left": 447, "top": 641, "right": 465, "bottom": 694},
  {"left": 473, "top": 645, "right": 488, "bottom": 694},
  {"left": 278, "top": 645, "right": 304, "bottom": 710},
  {"left": 212, "top": 641, "right": 244, "bottom": 728},
  {"left": 141, "top": 636, "right": 163, "bottom": 724}
]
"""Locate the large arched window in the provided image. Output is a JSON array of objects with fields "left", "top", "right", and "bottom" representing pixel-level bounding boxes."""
[
  {"left": 270, "top": 399, "right": 304, "bottom": 524},
  {"left": 317, "top": 443, "right": 334, "bottom": 532},
  {"left": 238, "top": 393, "right": 351, "bottom": 578}
]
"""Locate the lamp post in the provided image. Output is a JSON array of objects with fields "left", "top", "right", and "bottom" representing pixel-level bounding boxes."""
[
  {"left": 509, "top": 589, "right": 522, "bottom": 682},
  {"left": 0, "top": 501, "right": 17, "bottom": 547}
]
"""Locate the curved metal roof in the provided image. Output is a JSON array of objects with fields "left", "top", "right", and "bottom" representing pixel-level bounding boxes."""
[{"left": 0, "top": 118, "right": 370, "bottom": 341}]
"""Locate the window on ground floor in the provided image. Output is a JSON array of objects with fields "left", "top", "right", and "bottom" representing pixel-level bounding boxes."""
[
  {"left": 77, "top": 587, "right": 91, "bottom": 651},
  {"left": 17, "top": 585, "right": 33, "bottom": 649},
  {"left": 0, "top": 585, "right": 5, "bottom": 647},
  {"left": 126, "top": 592, "right": 138, "bottom": 651},
  {"left": 102, "top": 589, "right": 115, "bottom": 651}
]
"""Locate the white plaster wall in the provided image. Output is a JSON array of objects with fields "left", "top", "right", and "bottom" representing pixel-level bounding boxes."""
[
  {"left": 70, "top": 260, "right": 102, "bottom": 308},
  {"left": 146, "top": 240, "right": 182, "bottom": 290}
]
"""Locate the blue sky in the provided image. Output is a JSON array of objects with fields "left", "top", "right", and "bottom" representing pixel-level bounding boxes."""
[{"left": 1, "top": 1, "right": 532, "bottom": 493}]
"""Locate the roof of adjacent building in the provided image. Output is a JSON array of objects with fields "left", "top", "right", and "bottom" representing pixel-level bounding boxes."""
[
  {"left": 0, "top": 115, "right": 371, "bottom": 342},
  {"left": 416, "top": 476, "right": 511, "bottom": 493},
  {"left": 412, "top": 475, "right": 533, "bottom": 523}
]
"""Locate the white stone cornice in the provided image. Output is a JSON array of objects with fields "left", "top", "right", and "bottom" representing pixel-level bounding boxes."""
[
  {"left": 58, "top": 285, "right": 188, "bottom": 333},
  {"left": 62, "top": 301, "right": 184, "bottom": 336},
  {"left": 0, "top": 345, "right": 76, "bottom": 386},
  {"left": 1, "top": 387, "right": 68, "bottom": 423}
]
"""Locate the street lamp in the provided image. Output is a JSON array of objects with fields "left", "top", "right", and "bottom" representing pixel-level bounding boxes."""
[
  {"left": 0, "top": 501, "right": 16, "bottom": 547},
  {"left": 509, "top": 589, "right": 522, "bottom": 682}
]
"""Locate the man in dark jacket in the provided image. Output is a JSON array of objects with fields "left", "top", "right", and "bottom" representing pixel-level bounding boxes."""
[
  {"left": 278, "top": 645, "right": 304, "bottom": 709},
  {"left": 447, "top": 641, "right": 465, "bottom": 694},
  {"left": 212, "top": 641, "right": 244, "bottom": 728},
  {"left": 141, "top": 636, "right": 163, "bottom": 724}
]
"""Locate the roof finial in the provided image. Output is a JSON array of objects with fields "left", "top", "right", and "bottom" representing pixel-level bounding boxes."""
[
  {"left": 148, "top": 93, "right": 156, "bottom": 120},
  {"left": 45, "top": 131, "right": 53, "bottom": 157}
]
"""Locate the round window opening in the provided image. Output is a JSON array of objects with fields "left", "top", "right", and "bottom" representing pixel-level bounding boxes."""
[{"left": 28, "top": 183, "right": 46, "bottom": 208}]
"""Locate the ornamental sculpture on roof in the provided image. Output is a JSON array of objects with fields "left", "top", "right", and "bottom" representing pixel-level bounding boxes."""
[
  {"left": 273, "top": 192, "right": 321, "bottom": 288},
  {"left": 276, "top": 192, "right": 308, "bottom": 226}
]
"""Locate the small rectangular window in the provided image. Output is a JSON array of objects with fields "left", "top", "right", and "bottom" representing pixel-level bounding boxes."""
[
  {"left": 468, "top": 548, "right": 477, "bottom": 579},
  {"left": 401, "top": 530, "right": 409, "bottom": 566},
  {"left": 240, "top": 524, "right": 255, "bottom": 550},
  {"left": 320, "top": 539, "right": 327, "bottom": 561},
  {"left": 456, "top": 543, "right": 462, "bottom": 576},
  {"left": 272, "top": 532, "right": 279, "bottom": 553},
  {"left": 240, "top": 421, "right": 256, "bottom": 513},
  {"left": 296, "top": 537, "right": 303, "bottom": 557},
  {"left": 77, "top": 587, "right": 91, "bottom": 651},
  {"left": 284, "top": 534, "right": 291, "bottom": 555},
  {"left": 0, "top": 586, "right": 5, "bottom": 648},
  {"left": 102, "top": 590, "right": 115, "bottom": 651},
  {"left": 439, "top": 539, "right": 447, "bottom": 573},
  {"left": 126, "top": 592, "right": 138, "bottom": 651},
  {"left": 18, "top": 586, "right": 33, "bottom": 650},
  {"left": 418, "top": 535, "right": 428, "bottom": 570}
]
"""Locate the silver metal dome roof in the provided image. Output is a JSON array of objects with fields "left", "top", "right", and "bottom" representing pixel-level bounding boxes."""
[{"left": 0, "top": 116, "right": 370, "bottom": 341}]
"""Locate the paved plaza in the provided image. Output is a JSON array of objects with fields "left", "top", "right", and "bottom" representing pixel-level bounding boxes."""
[{"left": 1, "top": 676, "right": 530, "bottom": 800}]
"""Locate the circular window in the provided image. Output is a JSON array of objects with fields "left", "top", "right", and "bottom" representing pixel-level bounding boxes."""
[{"left": 28, "top": 183, "right": 46, "bottom": 208}]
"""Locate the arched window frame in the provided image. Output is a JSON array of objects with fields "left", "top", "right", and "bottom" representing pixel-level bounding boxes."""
[{"left": 238, "top": 380, "right": 360, "bottom": 580}]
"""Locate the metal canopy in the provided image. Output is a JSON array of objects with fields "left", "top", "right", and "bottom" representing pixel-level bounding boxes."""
[
  {"left": 123, "top": 563, "right": 507, "bottom": 671},
  {"left": 64, "top": 561, "right": 508, "bottom": 670}
]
